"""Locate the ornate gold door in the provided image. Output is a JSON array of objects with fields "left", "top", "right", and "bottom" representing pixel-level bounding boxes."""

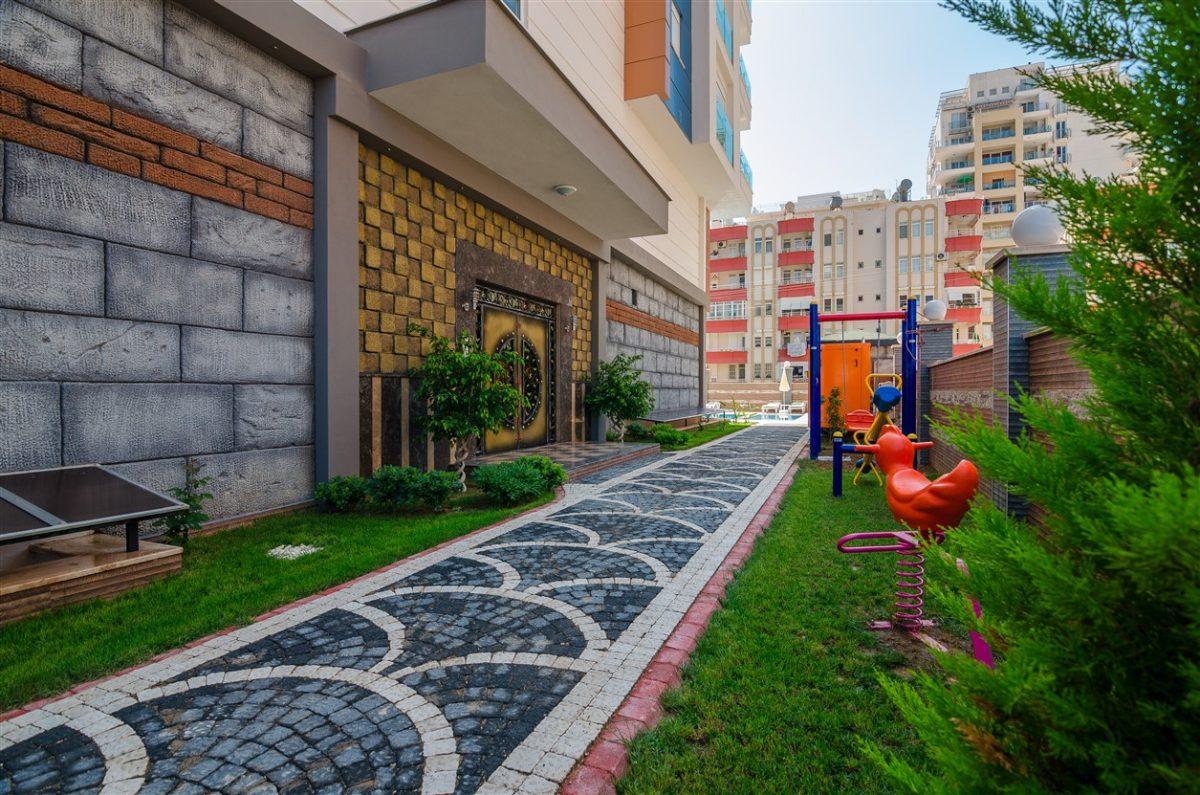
[{"left": 477, "top": 288, "right": 554, "bottom": 453}]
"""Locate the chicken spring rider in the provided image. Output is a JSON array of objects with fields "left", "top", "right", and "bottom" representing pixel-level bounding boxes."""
[{"left": 834, "top": 404, "right": 982, "bottom": 643}]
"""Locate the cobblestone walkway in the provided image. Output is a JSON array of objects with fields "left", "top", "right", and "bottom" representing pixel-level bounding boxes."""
[{"left": 0, "top": 426, "right": 804, "bottom": 795}]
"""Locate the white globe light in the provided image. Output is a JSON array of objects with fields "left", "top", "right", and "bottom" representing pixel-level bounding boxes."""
[
  {"left": 1011, "top": 204, "right": 1064, "bottom": 246},
  {"left": 922, "top": 298, "right": 948, "bottom": 322}
]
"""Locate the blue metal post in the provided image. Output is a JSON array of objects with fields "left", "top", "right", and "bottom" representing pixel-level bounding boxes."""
[
  {"left": 901, "top": 298, "right": 917, "bottom": 436},
  {"left": 832, "top": 432, "right": 843, "bottom": 496},
  {"left": 808, "top": 303, "right": 821, "bottom": 459}
]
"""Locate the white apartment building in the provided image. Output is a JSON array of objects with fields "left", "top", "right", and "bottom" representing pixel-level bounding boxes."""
[{"left": 705, "top": 189, "right": 984, "bottom": 404}]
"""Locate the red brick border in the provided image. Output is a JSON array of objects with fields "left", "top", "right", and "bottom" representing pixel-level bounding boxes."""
[
  {"left": 0, "top": 489, "right": 565, "bottom": 724},
  {"left": 0, "top": 64, "right": 313, "bottom": 229},
  {"left": 605, "top": 299, "right": 700, "bottom": 346},
  {"left": 561, "top": 461, "right": 801, "bottom": 795}
]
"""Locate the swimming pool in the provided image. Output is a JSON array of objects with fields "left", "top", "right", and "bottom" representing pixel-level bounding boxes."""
[{"left": 706, "top": 411, "right": 808, "bottom": 424}]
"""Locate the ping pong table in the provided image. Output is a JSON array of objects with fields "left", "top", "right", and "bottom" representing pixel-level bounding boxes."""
[{"left": 0, "top": 464, "right": 187, "bottom": 552}]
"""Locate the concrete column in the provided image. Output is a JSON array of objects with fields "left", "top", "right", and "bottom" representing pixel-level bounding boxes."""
[
  {"left": 589, "top": 257, "right": 609, "bottom": 441},
  {"left": 916, "top": 321, "right": 953, "bottom": 466},
  {"left": 697, "top": 302, "right": 707, "bottom": 409},
  {"left": 988, "top": 244, "right": 1073, "bottom": 515},
  {"left": 313, "top": 78, "right": 361, "bottom": 480}
]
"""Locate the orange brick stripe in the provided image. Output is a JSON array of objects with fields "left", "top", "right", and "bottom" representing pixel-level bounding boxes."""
[
  {"left": 605, "top": 299, "right": 699, "bottom": 347},
  {"left": 0, "top": 64, "right": 314, "bottom": 229}
]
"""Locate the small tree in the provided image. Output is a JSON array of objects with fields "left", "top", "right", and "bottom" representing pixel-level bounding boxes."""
[
  {"left": 408, "top": 323, "right": 526, "bottom": 490},
  {"left": 152, "top": 457, "right": 212, "bottom": 545},
  {"left": 871, "top": 1, "right": 1200, "bottom": 792},
  {"left": 585, "top": 353, "right": 655, "bottom": 441},
  {"left": 823, "top": 387, "right": 844, "bottom": 441}
]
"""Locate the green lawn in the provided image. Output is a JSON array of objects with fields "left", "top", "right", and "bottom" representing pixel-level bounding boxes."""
[
  {"left": 658, "top": 422, "right": 751, "bottom": 451},
  {"left": 0, "top": 491, "right": 551, "bottom": 711},
  {"left": 620, "top": 464, "right": 937, "bottom": 794}
]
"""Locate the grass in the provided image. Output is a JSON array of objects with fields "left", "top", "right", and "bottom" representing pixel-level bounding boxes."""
[
  {"left": 619, "top": 464, "right": 939, "bottom": 794},
  {"left": 0, "top": 490, "right": 552, "bottom": 712},
  {"left": 656, "top": 422, "right": 752, "bottom": 451}
]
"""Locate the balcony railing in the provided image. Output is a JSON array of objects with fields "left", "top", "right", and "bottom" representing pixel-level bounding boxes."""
[
  {"left": 948, "top": 299, "right": 980, "bottom": 309},
  {"left": 1020, "top": 101, "right": 1049, "bottom": 112},
  {"left": 942, "top": 184, "right": 976, "bottom": 196},
  {"left": 779, "top": 274, "right": 813, "bottom": 285},
  {"left": 948, "top": 119, "right": 971, "bottom": 132},
  {"left": 942, "top": 159, "right": 974, "bottom": 171},
  {"left": 1023, "top": 124, "right": 1051, "bottom": 135},
  {"left": 716, "top": 0, "right": 733, "bottom": 60},
  {"left": 984, "top": 180, "right": 1016, "bottom": 191},
  {"left": 983, "top": 202, "right": 1016, "bottom": 214},
  {"left": 1024, "top": 150, "right": 1050, "bottom": 161},
  {"left": 715, "top": 98, "right": 734, "bottom": 164},
  {"left": 779, "top": 308, "right": 810, "bottom": 317},
  {"left": 739, "top": 149, "right": 753, "bottom": 188},
  {"left": 981, "top": 128, "right": 1015, "bottom": 141},
  {"left": 982, "top": 153, "right": 1014, "bottom": 165},
  {"left": 739, "top": 55, "right": 751, "bottom": 99}
]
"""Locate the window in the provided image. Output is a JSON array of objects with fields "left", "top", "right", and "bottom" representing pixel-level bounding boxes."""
[
  {"left": 925, "top": 255, "right": 934, "bottom": 272},
  {"left": 858, "top": 229, "right": 863, "bottom": 236},
  {"left": 976, "top": 90, "right": 984, "bottom": 98},
  {"left": 823, "top": 232, "right": 832, "bottom": 246},
  {"left": 753, "top": 364, "right": 762, "bottom": 379},
  {"left": 898, "top": 222, "right": 908, "bottom": 239},
  {"left": 899, "top": 257, "right": 908, "bottom": 273},
  {"left": 857, "top": 261, "right": 864, "bottom": 269},
  {"left": 926, "top": 293, "right": 935, "bottom": 304},
  {"left": 822, "top": 264, "right": 832, "bottom": 280},
  {"left": 728, "top": 364, "right": 737, "bottom": 379},
  {"left": 836, "top": 229, "right": 845, "bottom": 245},
  {"left": 754, "top": 335, "right": 762, "bottom": 348},
  {"left": 754, "top": 237, "right": 763, "bottom": 253},
  {"left": 1001, "top": 86, "right": 1009, "bottom": 94},
  {"left": 823, "top": 298, "right": 832, "bottom": 312},
  {"left": 1055, "top": 120, "right": 1069, "bottom": 138},
  {"left": 765, "top": 238, "right": 774, "bottom": 253},
  {"left": 631, "top": 289, "right": 638, "bottom": 307},
  {"left": 738, "top": 241, "right": 746, "bottom": 255},
  {"left": 900, "top": 293, "right": 908, "bottom": 304},
  {"left": 738, "top": 364, "right": 746, "bottom": 380},
  {"left": 835, "top": 263, "right": 845, "bottom": 278},
  {"left": 1055, "top": 145, "right": 1069, "bottom": 163},
  {"left": 989, "top": 87, "right": 997, "bottom": 95},
  {"left": 500, "top": 0, "right": 521, "bottom": 19},
  {"left": 670, "top": 2, "right": 682, "bottom": 60},
  {"left": 925, "top": 220, "right": 934, "bottom": 237},
  {"left": 875, "top": 259, "right": 883, "bottom": 268},
  {"left": 876, "top": 227, "right": 881, "bottom": 234},
  {"left": 912, "top": 221, "right": 922, "bottom": 239},
  {"left": 764, "top": 302, "right": 773, "bottom": 315},
  {"left": 781, "top": 239, "right": 791, "bottom": 251},
  {"left": 835, "top": 297, "right": 844, "bottom": 311},
  {"left": 875, "top": 293, "right": 882, "bottom": 301},
  {"left": 707, "top": 300, "right": 746, "bottom": 319},
  {"left": 857, "top": 295, "right": 863, "bottom": 303}
]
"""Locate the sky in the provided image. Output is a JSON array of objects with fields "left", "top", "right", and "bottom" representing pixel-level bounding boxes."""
[{"left": 740, "top": 0, "right": 1043, "bottom": 209}]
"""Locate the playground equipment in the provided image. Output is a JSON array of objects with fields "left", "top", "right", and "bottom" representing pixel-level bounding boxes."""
[
  {"left": 845, "top": 376, "right": 904, "bottom": 485},
  {"left": 834, "top": 428, "right": 986, "bottom": 658},
  {"left": 808, "top": 300, "right": 918, "bottom": 458}
]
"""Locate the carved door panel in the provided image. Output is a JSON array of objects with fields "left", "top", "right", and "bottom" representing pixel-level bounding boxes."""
[{"left": 480, "top": 303, "right": 551, "bottom": 453}]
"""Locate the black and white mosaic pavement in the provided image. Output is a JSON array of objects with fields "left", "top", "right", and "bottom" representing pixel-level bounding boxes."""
[{"left": 0, "top": 426, "right": 804, "bottom": 794}]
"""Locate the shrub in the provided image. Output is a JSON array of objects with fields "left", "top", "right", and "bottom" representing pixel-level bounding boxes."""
[
  {"left": 585, "top": 353, "right": 654, "bottom": 441},
  {"left": 870, "top": 2, "right": 1200, "bottom": 792},
  {"left": 408, "top": 323, "right": 526, "bottom": 491},
  {"left": 413, "top": 470, "right": 459, "bottom": 512},
  {"left": 822, "top": 387, "right": 844, "bottom": 441},
  {"left": 366, "top": 465, "right": 423, "bottom": 510},
  {"left": 473, "top": 455, "right": 564, "bottom": 506},
  {"left": 651, "top": 423, "right": 689, "bottom": 448},
  {"left": 624, "top": 423, "right": 650, "bottom": 441},
  {"left": 313, "top": 475, "right": 368, "bottom": 513},
  {"left": 152, "top": 457, "right": 212, "bottom": 545}
]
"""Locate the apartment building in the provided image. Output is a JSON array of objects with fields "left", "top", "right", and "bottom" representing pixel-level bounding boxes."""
[
  {"left": 0, "top": 0, "right": 751, "bottom": 519},
  {"left": 705, "top": 189, "right": 981, "bottom": 404},
  {"left": 927, "top": 62, "right": 1133, "bottom": 345}
]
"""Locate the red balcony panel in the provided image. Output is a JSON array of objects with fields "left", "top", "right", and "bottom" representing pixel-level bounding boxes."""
[
  {"left": 953, "top": 342, "right": 984, "bottom": 357},
  {"left": 706, "top": 350, "right": 747, "bottom": 364},
  {"left": 707, "top": 318, "right": 747, "bottom": 333},
  {"left": 708, "top": 256, "right": 747, "bottom": 273},
  {"left": 945, "top": 198, "right": 984, "bottom": 217},
  {"left": 778, "top": 348, "right": 808, "bottom": 361},
  {"left": 778, "top": 282, "right": 815, "bottom": 298},
  {"left": 778, "top": 249, "right": 814, "bottom": 266},
  {"left": 946, "top": 307, "right": 982, "bottom": 323},
  {"left": 709, "top": 287, "right": 747, "bottom": 302},
  {"left": 708, "top": 225, "right": 748, "bottom": 242},
  {"left": 943, "top": 269, "right": 981, "bottom": 288},
  {"left": 945, "top": 234, "right": 983, "bottom": 253},
  {"left": 777, "top": 217, "right": 814, "bottom": 234},
  {"left": 777, "top": 315, "right": 808, "bottom": 331}
]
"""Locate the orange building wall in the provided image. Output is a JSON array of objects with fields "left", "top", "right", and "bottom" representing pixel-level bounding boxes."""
[{"left": 821, "top": 342, "right": 873, "bottom": 415}]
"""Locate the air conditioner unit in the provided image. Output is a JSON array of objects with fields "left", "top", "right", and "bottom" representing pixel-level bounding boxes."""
[
  {"left": 717, "top": 241, "right": 727, "bottom": 249},
  {"left": 936, "top": 252, "right": 948, "bottom": 261}
]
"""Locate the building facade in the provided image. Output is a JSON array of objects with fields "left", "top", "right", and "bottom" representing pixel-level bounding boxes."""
[
  {"left": 926, "top": 62, "right": 1133, "bottom": 347},
  {"left": 0, "top": 0, "right": 752, "bottom": 520},
  {"left": 705, "top": 190, "right": 984, "bottom": 405}
]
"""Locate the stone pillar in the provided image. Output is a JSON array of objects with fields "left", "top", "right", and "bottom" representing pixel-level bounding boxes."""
[
  {"left": 698, "top": 302, "right": 708, "bottom": 409},
  {"left": 313, "top": 80, "right": 361, "bottom": 480},
  {"left": 988, "top": 243, "right": 1073, "bottom": 515},
  {"left": 916, "top": 321, "right": 953, "bottom": 466},
  {"left": 589, "top": 257, "right": 609, "bottom": 441}
]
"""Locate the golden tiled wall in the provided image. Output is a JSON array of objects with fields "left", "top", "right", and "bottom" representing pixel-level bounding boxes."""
[{"left": 358, "top": 145, "right": 593, "bottom": 379}]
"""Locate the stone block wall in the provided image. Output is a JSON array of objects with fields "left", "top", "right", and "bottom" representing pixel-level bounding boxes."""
[
  {"left": 605, "top": 258, "right": 701, "bottom": 413},
  {"left": 0, "top": 0, "right": 315, "bottom": 520},
  {"left": 358, "top": 145, "right": 593, "bottom": 379}
]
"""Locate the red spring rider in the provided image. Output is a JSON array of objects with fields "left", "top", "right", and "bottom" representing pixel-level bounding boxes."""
[{"left": 834, "top": 426, "right": 980, "bottom": 638}]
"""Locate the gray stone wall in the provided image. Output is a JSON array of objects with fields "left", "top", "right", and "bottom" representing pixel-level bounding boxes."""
[
  {"left": 606, "top": 259, "right": 701, "bottom": 413},
  {"left": 0, "top": 0, "right": 314, "bottom": 519}
]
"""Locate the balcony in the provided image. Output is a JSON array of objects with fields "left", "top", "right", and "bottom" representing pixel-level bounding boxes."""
[
  {"left": 946, "top": 306, "right": 983, "bottom": 323},
  {"left": 716, "top": 0, "right": 734, "bottom": 60},
  {"left": 707, "top": 349, "right": 747, "bottom": 364},
  {"left": 777, "top": 314, "right": 810, "bottom": 331},
  {"left": 981, "top": 127, "right": 1015, "bottom": 141},
  {"left": 934, "top": 160, "right": 974, "bottom": 184},
  {"left": 709, "top": 225, "right": 748, "bottom": 243},
  {"left": 1024, "top": 150, "right": 1051, "bottom": 164},
  {"left": 944, "top": 269, "right": 981, "bottom": 288},
  {"left": 739, "top": 150, "right": 753, "bottom": 190},
  {"left": 777, "top": 217, "right": 814, "bottom": 235},
  {"left": 709, "top": 287, "right": 747, "bottom": 303},
  {"left": 1020, "top": 101, "right": 1050, "bottom": 116},
  {"left": 778, "top": 282, "right": 815, "bottom": 298},
  {"left": 945, "top": 197, "right": 983, "bottom": 221},
  {"left": 946, "top": 234, "right": 983, "bottom": 253},
  {"left": 941, "top": 182, "right": 977, "bottom": 196},
  {"left": 708, "top": 256, "right": 747, "bottom": 273},
  {"left": 983, "top": 180, "right": 1016, "bottom": 191},
  {"left": 708, "top": 318, "right": 748, "bottom": 333},
  {"left": 983, "top": 201, "right": 1016, "bottom": 215},
  {"left": 934, "top": 134, "right": 974, "bottom": 152},
  {"left": 778, "top": 249, "right": 814, "bottom": 267},
  {"left": 1022, "top": 123, "right": 1051, "bottom": 139}
]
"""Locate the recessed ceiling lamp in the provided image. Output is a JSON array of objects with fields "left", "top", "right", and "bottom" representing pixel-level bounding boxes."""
[{"left": 553, "top": 184, "right": 578, "bottom": 197}]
